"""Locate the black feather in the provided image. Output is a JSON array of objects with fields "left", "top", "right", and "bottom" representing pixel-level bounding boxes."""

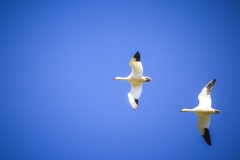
[
  {"left": 133, "top": 52, "right": 140, "bottom": 61},
  {"left": 202, "top": 128, "right": 212, "bottom": 146},
  {"left": 134, "top": 99, "right": 139, "bottom": 105}
]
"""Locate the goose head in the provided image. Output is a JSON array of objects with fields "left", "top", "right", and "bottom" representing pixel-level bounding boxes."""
[
  {"left": 213, "top": 109, "right": 221, "bottom": 114},
  {"left": 180, "top": 109, "right": 188, "bottom": 112},
  {"left": 144, "top": 77, "right": 151, "bottom": 82},
  {"left": 114, "top": 77, "right": 125, "bottom": 80}
]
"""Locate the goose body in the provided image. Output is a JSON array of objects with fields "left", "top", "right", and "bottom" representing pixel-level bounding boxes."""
[
  {"left": 114, "top": 52, "right": 151, "bottom": 110},
  {"left": 180, "top": 79, "right": 220, "bottom": 146}
]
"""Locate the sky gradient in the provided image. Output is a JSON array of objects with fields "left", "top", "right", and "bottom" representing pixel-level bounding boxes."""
[{"left": 1, "top": 1, "right": 240, "bottom": 159}]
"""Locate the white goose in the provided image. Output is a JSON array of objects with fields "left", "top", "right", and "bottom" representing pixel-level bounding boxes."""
[
  {"left": 114, "top": 52, "right": 151, "bottom": 110},
  {"left": 180, "top": 79, "right": 220, "bottom": 146}
]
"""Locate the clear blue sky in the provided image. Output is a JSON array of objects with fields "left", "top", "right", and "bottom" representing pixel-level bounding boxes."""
[{"left": 1, "top": 0, "right": 240, "bottom": 159}]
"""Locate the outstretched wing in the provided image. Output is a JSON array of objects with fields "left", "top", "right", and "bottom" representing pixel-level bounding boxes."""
[
  {"left": 198, "top": 79, "right": 216, "bottom": 109},
  {"left": 197, "top": 114, "right": 211, "bottom": 146},
  {"left": 128, "top": 83, "right": 142, "bottom": 110},
  {"left": 129, "top": 52, "right": 143, "bottom": 76}
]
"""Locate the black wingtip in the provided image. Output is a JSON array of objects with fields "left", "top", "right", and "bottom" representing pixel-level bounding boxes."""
[
  {"left": 211, "top": 79, "right": 216, "bottom": 87},
  {"left": 202, "top": 128, "right": 212, "bottom": 146},
  {"left": 134, "top": 98, "right": 139, "bottom": 105},
  {"left": 133, "top": 52, "right": 140, "bottom": 61}
]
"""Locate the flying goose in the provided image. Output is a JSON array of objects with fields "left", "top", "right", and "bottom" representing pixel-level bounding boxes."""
[
  {"left": 180, "top": 79, "right": 220, "bottom": 146},
  {"left": 114, "top": 52, "right": 151, "bottom": 110}
]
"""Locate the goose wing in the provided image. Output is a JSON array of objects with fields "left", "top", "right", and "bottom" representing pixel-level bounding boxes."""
[
  {"left": 197, "top": 115, "right": 211, "bottom": 146},
  {"left": 198, "top": 79, "right": 216, "bottom": 109},
  {"left": 129, "top": 52, "right": 143, "bottom": 76},
  {"left": 127, "top": 83, "right": 142, "bottom": 110}
]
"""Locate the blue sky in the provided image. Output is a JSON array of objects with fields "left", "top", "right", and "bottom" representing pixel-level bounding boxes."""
[{"left": 1, "top": 0, "right": 240, "bottom": 159}]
